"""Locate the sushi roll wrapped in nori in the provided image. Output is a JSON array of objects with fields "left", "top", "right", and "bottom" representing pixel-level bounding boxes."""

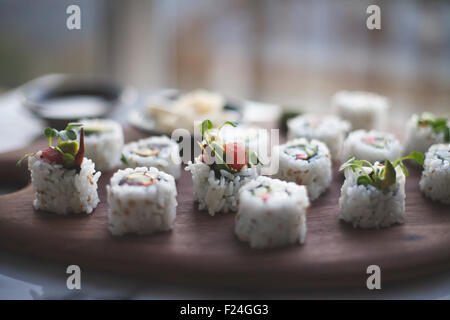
[
  {"left": 107, "top": 167, "right": 178, "bottom": 236},
  {"left": 420, "top": 144, "right": 450, "bottom": 204},
  {"left": 18, "top": 124, "right": 101, "bottom": 214},
  {"left": 122, "top": 135, "right": 181, "bottom": 179},
  {"left": 338, "top": 152, "right": 423, "bottom": 228},
  {"left": 235, "top": 176, "right": 310, "bottom": 249},
  {"left": 332, "top": 90, "right": 389, "bottom": 131},
  {"left": 79, "top": 118, "right": 124, "bottom": 171},
  {"left": 287, "top": 113, "right": 350, "bottom": 160},
  {"left": 186, "top": 120, "right": 261, "bottom": 216},
  {"left": 275, "top": 138, "right": 332, "bottom": 201},
  {"left": 403, "top": 113, "right": 449, "bottom": 156},
  {"left": 341, "top": 129, "right": 401, "bottom": 164}
]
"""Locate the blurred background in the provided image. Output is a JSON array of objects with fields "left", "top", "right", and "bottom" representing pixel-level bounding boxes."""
[{"left": 0, "top": 0, "right": 449, "bottom": 128}]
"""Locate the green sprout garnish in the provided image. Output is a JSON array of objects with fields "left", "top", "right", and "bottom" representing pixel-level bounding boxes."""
[
  {"left": 199, "top": 119, "right": 261, "bottom": 175},
  {"left": 121, "top": 153, "right": 129, "bottom": 165},
  {"left": 44, "top": 123, "right": 82, "bottom": 147},
  {"left": 43, "top": 127, "right": 59, "bottom": 147},
  {"left": 285, "top": 143, "right": 318, "bottom": 160},
  {"left": 62, "top": 153, "right": 75, "bottom": 167},
  {"left": 339, "top": 152, "right": 424, "bottom": 192},
  {"left": 16, "top": 153, "right": 35, "bottom": 167},
  {"left": 417, "top": 113, "right": 450, "bottom": 143},
  {"left": 43, "top": 123, "right": 83, "bottom": 167},
  {"left": 17, "top": 123, "right": 84, "bottom": 169},
  {"left": 58, "top": 141, "right": 79, "bottom": 155},
  {"left": 247, "top": 149, "right": 260, "bottom": 166},
  {"left": 392, "top": 151, "right": 424, "bottom": 177},
  {"left": 200, "top": 119, "right": 214, "bottom": 137}
]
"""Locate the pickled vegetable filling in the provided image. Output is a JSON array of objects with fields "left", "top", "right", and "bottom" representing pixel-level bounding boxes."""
[
  {"left": 132, "top": 143, "right": 168, "bottom": 157},
  {"left": 285, "top": 144, "right": 318, "bottom": 161},
  {"left": 251, "top": 185, "right": 271, "bottom": 201},
  {"left": 119, "top": 172, "right": 159, "bottom": 186},
  {"left": 250, "top": 183, "right": 290, "bottom": 201},
  {"left": 304, "top": 119, "right": 322, "bottom": 128},
  {"left": 362, "top": 136, "right": 388, "bottom": 149}
]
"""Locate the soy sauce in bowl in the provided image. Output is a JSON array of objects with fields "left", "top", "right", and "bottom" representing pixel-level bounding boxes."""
[{"left": 21, "top": 74, "right": 135, "bottom": 129}]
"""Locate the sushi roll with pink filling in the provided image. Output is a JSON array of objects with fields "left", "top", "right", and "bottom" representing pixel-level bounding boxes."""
[
  {"left": 235, "top": 176, "right": 310, "bottom": 249},
  {"left": 341, "top": 129, "right": 401, "bottom": 164},
  {"left": 287, "top": 113, "right": 350, "bottom": 160},
  {"left": 275, "top": 138, "right": 332, "bottom": 201}
]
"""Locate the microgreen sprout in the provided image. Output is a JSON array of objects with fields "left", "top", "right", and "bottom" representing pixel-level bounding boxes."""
[
  {"left": 16, "top": 153, "right": 35, "bottom": 167},
  {"left": 17, "top": 123, "right": 85, "bottom": 169},
  {"left": 44, "top": 123, "right": 82, "bottom": 147},
  {"left": 121, "top": 153, "right": 129, "bottom": 165},
  {"left": 339, "top": 152, "right": 424, "bottom": 192},
  {"left": 43, "top": 127, "right": 59, "bottom": 147},
  {"left": 417, "top": 113, "right": 450, "bottom": 143},
  {"left": 392, "top": 151, "right": 424, "bottom": 176}
]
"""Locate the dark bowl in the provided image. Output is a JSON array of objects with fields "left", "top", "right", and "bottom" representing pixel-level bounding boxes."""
[{"left": 20, "top": 74, "right": 136, "bottom": 129}]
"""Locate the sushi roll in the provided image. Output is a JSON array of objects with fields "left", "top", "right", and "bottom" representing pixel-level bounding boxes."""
[
  {"left": 186, "top": 120, "right": 260, "bottom": 216},
  {"left": 338, "top": 153, "right": 423, "bottom": 228},
  {"left": 420, "top": 144, "right": 450, "bottom": 204},
  {"left": 332, "top": 90, "right": 389, "bottom": 130},
  {"left": 18, "top": 124, "right": 101, "bottom": 214},
  {"left": 341, "top": 129, "right": 401, "bottom": 164},
  {"left": 274, "top": 138, "right": 332, "bottom": 201},
  {"left": 403, "top": 113, "right": 449, "bottom": 156},
  {"left": 107, "top": 167, "right": 178, "bottom": 236},
  {"left": 287, "top": 113, "right": 350, "bottom": 160},
  {"left": 122, "top": 135, "right": 181, "bottom": 179},
  {"left": 79, "top": 118, "right": 124, "bottom": 171},
  {"left": 235, "top": 176, "right": 310, "bottom": 249}
]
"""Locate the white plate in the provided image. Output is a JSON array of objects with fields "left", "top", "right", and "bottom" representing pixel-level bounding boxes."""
[{"left": 128, "top": 90, "right": 281, "bottom": 135}]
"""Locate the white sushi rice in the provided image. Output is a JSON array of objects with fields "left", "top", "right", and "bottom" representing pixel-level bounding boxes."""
[
  {"left": 403, "top": 114, "right": 449, "bottom": 156},
  {"left": 339, "top": 164, "right": 406, "bottom": 228},
  {"left": 122, "top": 135, "right": 181, "bottom": 179},
  {"left": 419, "top": 144, "right": 450, "bottom": 204},
  {"left": 235, "top": 176, "right": 310, "bottom": 249},
  {"left": 28, "top": 152, "right": 101, "bottom": 214},
  {"left": 107, "top": 167, "right": 178, "bottom": 236},
  {"left": 274, "top": 138, "right": 332, "bottom": 201},
  {"left": 287, "top": 113, "right": 350, "bottom": 160},
  {"left": 341, "top": 129, "right": 401, "bottom": 164},
  {"left": 186, "top": 156, "right": 259, "bottom": 216},
  {"left": 79, "top": 119, "right": 124, "bottom": 171},
  {"left": 332, "top": 90, "right": 389, "bottom": 130}
]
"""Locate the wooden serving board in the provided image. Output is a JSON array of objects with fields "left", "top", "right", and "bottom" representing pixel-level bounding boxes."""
[{"left": 0, "top": 127, "right": 449, "bottom": 288}]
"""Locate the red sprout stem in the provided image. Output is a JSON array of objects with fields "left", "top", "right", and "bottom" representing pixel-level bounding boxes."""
[{"left": 74, "top": 127, "right": 85, "bottom": 167}]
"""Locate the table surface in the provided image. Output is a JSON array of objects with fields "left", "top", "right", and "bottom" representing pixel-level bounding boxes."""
[
  {"left": 2, "top": 249, "right": 450, "bottom": 299},
  {"left": 1, "top": 90, "right": 450, "bottom": 300}
]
